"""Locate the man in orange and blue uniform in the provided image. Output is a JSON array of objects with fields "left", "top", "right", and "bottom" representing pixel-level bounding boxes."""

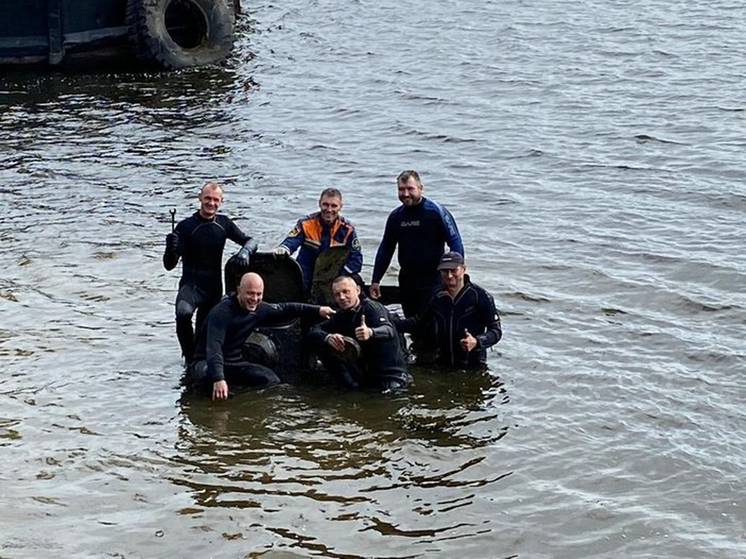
[{"left": 274, "top": 188, "right": 363, "bottom": 294}]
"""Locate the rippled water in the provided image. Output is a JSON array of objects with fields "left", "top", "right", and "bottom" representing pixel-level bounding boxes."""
[{"left": 1, "top": 0, "right": 744, "bottom": 557}]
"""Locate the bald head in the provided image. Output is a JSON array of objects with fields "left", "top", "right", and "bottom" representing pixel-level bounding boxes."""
[
  {"left": 198, "top": 181, "right": 224, "bottom": 219},
  {"left": 237, "top": 272, "right": 264, "bottom": 311}
]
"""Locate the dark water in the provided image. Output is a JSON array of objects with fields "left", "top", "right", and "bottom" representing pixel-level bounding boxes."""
[{"left": 1, "top": 1, "right": 744, "bottom": 557}]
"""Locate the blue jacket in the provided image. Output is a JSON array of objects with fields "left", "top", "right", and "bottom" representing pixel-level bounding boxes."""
[
  {"left": 279, "top": 213, "right": 363, "bottom": 292},
  {"left": 372, "top": 197, "right": 463, "bottom": 289}
]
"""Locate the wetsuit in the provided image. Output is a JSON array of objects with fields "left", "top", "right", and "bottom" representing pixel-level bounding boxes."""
[
  {"left": 278, "top": 213, "right": 363, "bottom": 293},
  {"left": 308, "top": 299, "right": 409, "bottom": 391},
  {"left": 163, "top": 212, "right": 252, "bottom": 362},
  {"left": 187, "top": 295, "right": 322, "bottom": 392},
  {"left": 395, "top": 276, "right": 501, "bottom": 369},
  {"left": 371, "top": 197, "right": 463, "bottom": 318}
]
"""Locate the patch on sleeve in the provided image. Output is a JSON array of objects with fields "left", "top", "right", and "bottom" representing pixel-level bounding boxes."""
[
  {"left": 352, "top": 237, "right": 361, "bottom": 251},
  {"left": 287, "top": 225, "right": 300, "bottom": 237}
]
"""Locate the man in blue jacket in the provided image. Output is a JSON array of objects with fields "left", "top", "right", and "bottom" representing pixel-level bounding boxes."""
[
  {"left": 369, "top": 170, "right": 463, "bottom": 319},
  {"left": 273, "top": 188, "right": 363, "bottom": 296},
  {"left": 395, "top": 252, "right": 502, "bottom": 369}
]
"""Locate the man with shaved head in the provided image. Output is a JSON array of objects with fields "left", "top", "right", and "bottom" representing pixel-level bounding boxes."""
[
  {"left": 188, "top": 272, "right": 335, "bottom": 400},
  {"left": 308, "top": 275, "right": 409, "bottom": 393},
  {"left": 164, "top": 181, "right": 258, "bottom": 364}
]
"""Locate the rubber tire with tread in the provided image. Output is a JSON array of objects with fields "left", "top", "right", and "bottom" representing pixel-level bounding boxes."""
[{"left": 126, "top": 0, "right": 234, "bottom": 70}]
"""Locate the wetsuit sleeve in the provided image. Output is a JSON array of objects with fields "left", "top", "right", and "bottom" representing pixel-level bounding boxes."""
[
  {"left": 393, "top": 301, "right": 433, "bottom": 333},
  {"left": 342, "top": 227, "right": 363, "bottom": 275},
  {"left": 278, "top": 219, "right": 305, "bottom": 255},
  {"left": 441, "top": 206, "right": 464, "bottom": 256},
  {"left": 307, "top": 313, "right": 340, "bottom": 345},
  {"left": 371, "top": 213, "right": 397, "bottom": 284},
  {"left": 163, "top": 222, "right": 182, "bottom": 270},
  {"left": 475, "top": 291, "right": 502, "bottom": 349},
  {"left": 205, "top": 306, "right": 230, "bottom": 382},
  {"left": 226, "top": 219, "right": 251, "bottom": 246},
  {"left": 265, "top": 302, "right": 321, "bottom": 324},
  {"left": 365, "top": 304, "right": 395, "bottom": 340}
]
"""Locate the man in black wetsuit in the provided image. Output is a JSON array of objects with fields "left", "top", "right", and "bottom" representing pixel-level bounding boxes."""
[
  {"left": 188, "top": 272, "right": 335, "bottom": 400},
  {"left": 308, "top": 275, "right": 409, "bottom": 392},
  {"left": 395, "top": 252, "right": 502, "bottom": 369},
  {"left": 369, "top": 170, "right": 464, "bottom": 319},
  {"left": 163, "top": 181, "right": 258, "bottom": 363}
]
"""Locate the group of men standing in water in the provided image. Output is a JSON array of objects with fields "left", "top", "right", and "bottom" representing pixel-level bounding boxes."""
[{"left": 163, "top": 170, "right": 502, "bottom": 400}]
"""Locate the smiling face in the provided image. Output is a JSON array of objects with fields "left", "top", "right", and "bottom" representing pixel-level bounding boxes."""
[
  {"left": 440, "top": 264, "right": 466, "bottom": 294},
  {"left": 198, "top": 183, "right": 223, "bottom": 219},
  {"left": 331, "top": 276, "right": 361, "bottom": 310},
  {"left": 237, "top": 273, "right": 264, "bottom": 311},
  {"left": 397, "top": 176, "right": 423, "bottom": 207},
  {"left": 319, "top": 194, "right": 342, "bottom": 225}
]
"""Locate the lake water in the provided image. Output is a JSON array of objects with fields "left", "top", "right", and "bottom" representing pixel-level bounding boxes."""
[{"left": 1, "top": 0, "right": 744, "bottom": 557}]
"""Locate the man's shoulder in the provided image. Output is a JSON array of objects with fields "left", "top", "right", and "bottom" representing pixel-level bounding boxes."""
[
  {"left": 210, "top": 294, "right": 239, "bottom": 318},
  {"left": 177, "top": 212, "right": 201, "bottom": 228},
  {"left": 362, "top": 298, "right": 390, "bottom": 317},
  {"left": 421, "top": 197, "right": 450, "bottom": 216},
  {"left": 464, "top": 281, "right": 495, "bottom": 304},
  {"left": 214, "top": 214, "right": 236, "bottom": 226},
  {"left": 300, "top": 212, "right": 321, "bottom": 224}
]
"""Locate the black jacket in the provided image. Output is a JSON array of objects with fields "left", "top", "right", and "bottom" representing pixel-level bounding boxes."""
[
  {"left": 308, "top": 298, "right": 407, "bottom": 381},
  {"left": 164, "top": 212, "right": 250, "bottom": 293},
  {"left": 396, "top": 277, "right": 501, "bottom": 368},
  {"left": 193, "top": 295, "right": 320, "bottom": 382}
]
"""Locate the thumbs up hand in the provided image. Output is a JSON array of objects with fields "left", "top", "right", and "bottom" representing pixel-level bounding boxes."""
[
  {"left": 460, "top": 328, "right": 477, "bottom": 352},
  {"left": 355, "top": 313, "right": 372, "bottom": 341}
]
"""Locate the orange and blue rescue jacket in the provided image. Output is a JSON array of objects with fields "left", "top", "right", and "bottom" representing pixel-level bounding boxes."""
[{"left": 279, "top": 213, "right": 363, "bottom": 292}]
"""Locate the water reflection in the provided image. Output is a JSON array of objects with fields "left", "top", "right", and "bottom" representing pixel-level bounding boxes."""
[
  {"left": 175, "top": 371, "right": 508, "bottom": 507},
  {"left": 171, "top": 370, "right": 511, "bottom": 554}
]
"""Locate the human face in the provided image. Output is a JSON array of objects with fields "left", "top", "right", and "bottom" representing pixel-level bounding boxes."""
[
  {"left": 440, "top": 265, "right": 466, "bottom": 294},
  {"left": 332, "top": 278, "right": 360, "bottom": 310},
  {"left": 397, "top": 177, "right": 423, "bottom": 206},
  {"left": 199, "top": 186, "right": 223, "bottom": 218},
  {"left": 319, "top": 195, "right": 342, "bottom": 225},
  {"left": 237, "top": 275, "right": 264, "bottom": 311}
]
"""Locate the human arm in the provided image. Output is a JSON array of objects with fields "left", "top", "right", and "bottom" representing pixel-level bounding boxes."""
[
  {"left": 440, "top": 206, "right": 464, "bottom": 256},
  {"left": 473, "top": 292, "right": 502, "bottom": 350},
  {"left": 233, "top": 238, "right": 259, "bottom": 267},
  {"left": 355, "top": 303, "right": 396, "bottom": 341},
  {"left": 276, "top": 220, "right": 305, "bottom": 256},
  {"left": 204, "top": 308, "right": 229, "bottom": 387},
  {"left": 370, "top": 213, "right": 398, "bottom": 287},
  {"left": 262, "top": 302, "right": 335, "bottom": 326},
  {"left": 342, "top": 228, "right": 363, "bottom": 276},
  {"left": 163, "top": 226, "right": 181, "bottom": 270},
  {"left": 307, "top": 312, "right": 345, "bottom": 351}
]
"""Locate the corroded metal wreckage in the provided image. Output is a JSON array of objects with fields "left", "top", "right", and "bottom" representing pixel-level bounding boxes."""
[{"left": 0, "top": 0, "right": 241, "bottom": 69}]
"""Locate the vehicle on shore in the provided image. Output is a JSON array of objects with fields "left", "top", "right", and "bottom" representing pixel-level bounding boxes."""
[{"left": 0, "top": 0, "right": 241, "bottom": 70}]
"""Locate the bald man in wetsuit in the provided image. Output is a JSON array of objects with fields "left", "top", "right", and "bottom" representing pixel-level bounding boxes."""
[
  {"left": 188, "top": 272, "right": 335, "bottom": 400},
  {"left": 163, "top": 181, "right": 258, "bottom": 363}
]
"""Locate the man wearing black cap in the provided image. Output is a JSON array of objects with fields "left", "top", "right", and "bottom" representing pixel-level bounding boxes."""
[{"left": 395, "top": 252, "right": 502, "bottom": 369}]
